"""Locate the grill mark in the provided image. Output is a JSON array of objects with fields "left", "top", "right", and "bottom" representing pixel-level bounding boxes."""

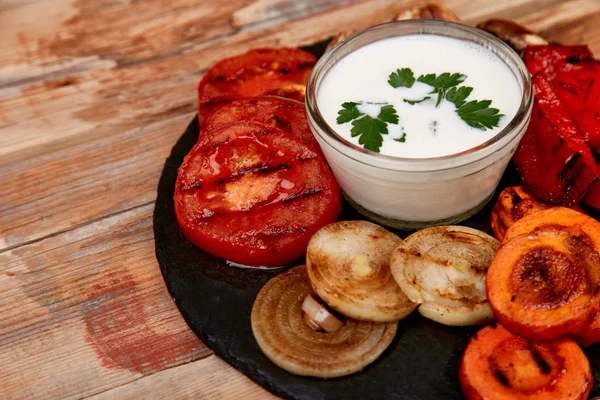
[
  {"left": 558, "top": 153, "right": 585, "bottom": 204},
  {"left": 532, "top": 349, "right": 552, "bottom": 374},
  {"left": 495, "top": 370, "right": 510, "bottom": 387},
  {"left": 282, "top": 188, "right": 323, "bottom": 203},
  {"left": 272, "top": 115, "right": 292, "bottom": 131},
  {"left": 178, "top": 180, "right": 202, "bottom": 191},
  {"left": 178, "top": 162, "right": 293, "bottom": 192},
  {"left": 566, "top": 56, "right": 583, "bottom": 64}
]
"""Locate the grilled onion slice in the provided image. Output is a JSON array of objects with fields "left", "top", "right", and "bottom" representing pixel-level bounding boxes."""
[
  {"left": 306, "top": 221, "right": 416, "bottom": 322},
  {"left": 301, "top": 294, "right": 343, "bottom": 333},
  {"left": 390, "top": 226, "right": 499, "bottom": 326},
  {"left": 251, "top": 265, "right": 397, "bottom": 378}
]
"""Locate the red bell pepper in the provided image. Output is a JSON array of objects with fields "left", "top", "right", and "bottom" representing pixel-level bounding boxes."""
[
  {"left": 524, "top": 45, "right": 594, "bottom": 77},
  {"left": 514, "top": 73, "right": 598, "bottom": 206}
]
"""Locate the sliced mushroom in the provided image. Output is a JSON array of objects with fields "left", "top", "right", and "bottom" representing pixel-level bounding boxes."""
[
  {"left": 306, "top": 221, "right": 417, "bottom": 322},
  {"left": 390, "top": 226, "right": 499, "bottom": 326},
  {"left": 251, "top": 265, "right": 397, "bottom": 378},
  {"left": 395, "top": 4, "right": 460, "bottom": 22},
  {"left": 477, "top": 19, "right": 548, "bottom": 53},
  {"left": 326, "top": 4, "right": 462, "bottom": 50}
]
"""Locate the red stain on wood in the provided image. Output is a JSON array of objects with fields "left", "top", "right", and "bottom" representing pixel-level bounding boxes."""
[{"left": 82, "top": 274, "right": 208, "bottom": 375}]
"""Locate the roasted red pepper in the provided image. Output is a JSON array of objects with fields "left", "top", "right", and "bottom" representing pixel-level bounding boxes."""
[
  {"left": 514, "top": 73, "right": 598, "bottom": 206},
  {"left": 523, "top": 45, "right": 594, "bottom": 77}
]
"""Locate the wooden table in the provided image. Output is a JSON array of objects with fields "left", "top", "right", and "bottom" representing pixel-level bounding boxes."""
[{"left": 2, "top": 0, "right": 600, "bottom": 398}]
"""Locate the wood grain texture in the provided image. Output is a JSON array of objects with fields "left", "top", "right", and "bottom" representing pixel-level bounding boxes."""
[
  {"left": 3, "top": 0, "right": 600, "bottom": 253},
  {"left": 1, "top": 0, "right": 600, "bottom": 399},
  {"left": 86, "top": 355, "right": 277, "bottom": 400},
  {"left": 0, "top": 204, "right": 209, "bottom": 399}
]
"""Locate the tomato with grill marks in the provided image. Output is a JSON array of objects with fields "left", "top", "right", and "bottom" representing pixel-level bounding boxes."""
[
  {"left": 200, "top": 96, "right": 320, "bottom": 152},
  {"left": 197, "top": 48, "right": 315, "bottom": 123},
  {"left": 174, "top": 122, "right": 341, "bottom": 267}
]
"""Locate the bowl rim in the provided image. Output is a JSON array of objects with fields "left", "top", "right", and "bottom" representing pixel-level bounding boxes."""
[{"left": 305, "top": 20, "right": 533, "bottom": 171}]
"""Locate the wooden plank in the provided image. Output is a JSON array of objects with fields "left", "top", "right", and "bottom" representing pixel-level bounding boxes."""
[
  {"left": 4, "top": 0, "right": 600, "bottom": 253},
  {"left": 0, "top": 113, "right": 192, "bottom": 251},
  {"left": 0, "top": 0, "right": 245, "bottom": 79},
  {"left": 232, "top": 0, "right": 359, "bottom": 28},
  {"left": 0, "top": 204, "right": 211, "bottom": 400},
  {"left": 86, "top": 355, "right": 277, "bottom": 400},
  {"left": 0, "top": 0, "right": 361, "bottom": 89}
]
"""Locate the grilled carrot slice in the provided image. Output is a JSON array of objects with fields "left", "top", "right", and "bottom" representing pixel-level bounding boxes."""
[
  {"left": 459, "top": 324, "right": 593, "bottom": 400},
  {"left": 487, "top": 227, "right": 600, "bottom": 340},
  {"left": 490, "top": 186, "right": 550, "bottom": 241},
  {"left": 502, "top": 207, "right": 600, "bottom": 248},
  {"left": 576, "top": 315, "right": 600, "bottom": 347}
]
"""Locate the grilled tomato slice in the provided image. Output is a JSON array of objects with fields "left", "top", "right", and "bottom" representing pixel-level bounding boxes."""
[
  {"left": 197, "top": 48, "right": 316, "bottom": 122},
  {"left": 200, "top": 96, "right": 320, "bottom": 151},
  {"left": 174, "top": 122, "right": 341, "bottom": 267},
  {"left": 459, "top": 324, "right": 592, "bottom": 400}
]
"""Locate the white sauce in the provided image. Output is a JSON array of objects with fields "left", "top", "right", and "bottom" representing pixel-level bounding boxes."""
[{"left": 318, "top": 35, "right": 522, "bottom": 158}]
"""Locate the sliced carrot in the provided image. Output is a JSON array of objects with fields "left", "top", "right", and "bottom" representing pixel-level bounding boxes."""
[
  {"left": 487, "top": 229, "right": 600, "bottom": 340},
  {"left": 575, "top": 315, "right": 600, "bottom": 347},
  {"left": 502, "top": 207, "right": 600, "bottom": 248},
  {"left": 460, "top": 324, "right": 593, "bottom": 400},
  {"left": 490, "top": 186, "right": 550, "bottom": 241}
]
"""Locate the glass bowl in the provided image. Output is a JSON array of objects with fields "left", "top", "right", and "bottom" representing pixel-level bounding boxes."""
[{"left": 305, "top": 20, "right": 533, "bottom": 230}]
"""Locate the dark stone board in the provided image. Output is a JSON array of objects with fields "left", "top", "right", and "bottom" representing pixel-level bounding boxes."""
[{"left": 153, "top": 42, "right": 600, "bottom": 399}]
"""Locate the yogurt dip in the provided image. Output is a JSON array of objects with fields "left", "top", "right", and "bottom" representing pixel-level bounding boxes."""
[
  {"left": 318, "top": 35, "right": 522, "bottom": 158},
  {"left": 305, "top": 21, "right": 533, "bottom": 229}
]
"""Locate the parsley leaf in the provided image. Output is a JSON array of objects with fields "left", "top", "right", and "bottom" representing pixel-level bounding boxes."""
[
  {"left": 336, "top": 102, "right": 399, "bottom": 152},
  {"left": 417, "top": 72, "right": 467, "bottom": 106},
  {"left": 457, "top": 100, "right": 503, "bottom": 130},
  {"left": 388, "top": 68, "right": 415, "bottom": 88},
  {"left": 378, "top": 105, "right": 399, "bottom": 124},
  {"left": 393, "top": 132, "right": 407, "bottom": 143},
  {"left": 445, "top": 87, "right": 473, "bottom": 108},
  {"left": 336, "top": 102, "right": 363, "bottom": 124},
  {"left": 351, "top": 116, "right": 388, "bottom": 152},
  {"left": 403, "top": 96, "right": 430, "bottom": 105}
]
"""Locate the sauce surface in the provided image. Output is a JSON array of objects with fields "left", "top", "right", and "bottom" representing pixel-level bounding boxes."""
[{"left": 317, "top": 35, "right": 522, "bottom": 158}]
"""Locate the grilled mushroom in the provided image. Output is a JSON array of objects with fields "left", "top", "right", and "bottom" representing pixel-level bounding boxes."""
[
  {"left": 326, "top": 4, "right": 461, "bottom": 50},
  {"left": 477, "top": 19, "right": 548, "bottom": 53}
]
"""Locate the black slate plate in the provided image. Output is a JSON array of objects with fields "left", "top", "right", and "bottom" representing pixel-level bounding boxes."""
[{"left": 153, "top": 41, "right": 600, "bottom": 399}]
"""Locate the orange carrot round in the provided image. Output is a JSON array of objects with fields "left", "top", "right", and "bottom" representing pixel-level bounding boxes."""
[
  {"left": 460, "top": 324, "right": 592, "bottom": 400},
  {"left": 502, "top": 207, "right": 600, "bottom": 247},
  {"left": 487, "top": 229, "right": 600, "bottom": 340}
]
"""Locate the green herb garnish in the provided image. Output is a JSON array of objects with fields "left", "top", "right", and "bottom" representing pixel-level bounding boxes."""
[
  {"left": 393, "top": 132, "right": 407, "bottom": 143},
  {"left": 445, "top": 86, "right": 473, "bottom": 108},
  {"left": 457, "top": 100, "right": 503, "bottom": 129},
  {"left": 417, "top": 72, "right": 466, "bottom": 106},
  {"left": 336, "top": 102, "right": 362, "bottom": 124},
  {"left": 403, "top": 97, "right": 430, "bottom": 105},
  {"left": 335, "top": 102, "right": 399, "bottom": 152},
  {"left": 388, "top": 68, "right": 415, "bottom": 88},
  {"left": 389, "top": 67, "right": 503, "bottom": 130}
]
